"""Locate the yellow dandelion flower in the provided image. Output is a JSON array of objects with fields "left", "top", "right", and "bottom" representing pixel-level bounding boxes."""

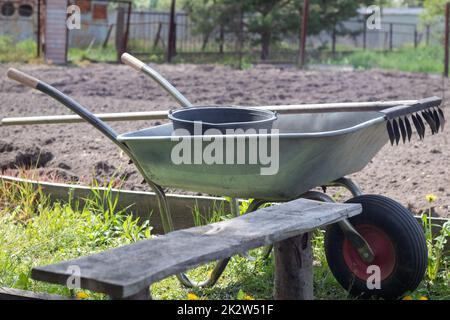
[
  {"left": 425, "top": 194, "right": 437, "bottom": 203},
  {"left": 402, "top": 295, "right": 413, "bottom": 300},
  {"left": 76, "top": 292, "right": 89, "bottom": 299},
  {"left": 419, "top": 296, "right": 429, "bottom": 300},
  {"left": 187, "top": 293, "right": 199, "bottom": 300},
  {"left": 243, "top": 294, "right": 255, "bottom": 300}
]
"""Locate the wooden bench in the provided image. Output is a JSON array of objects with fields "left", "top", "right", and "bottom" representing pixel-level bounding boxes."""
[{"left": 8, "top": 199, "right": 361, "bottom": 300}]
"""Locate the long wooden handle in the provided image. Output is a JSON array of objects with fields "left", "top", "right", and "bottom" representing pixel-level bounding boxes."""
[
  {"left": 7, "top": 68, "right": 39, "bottom": 88},
  {"left": 121, "top": 53, "right": 145, "bottom": 71}
]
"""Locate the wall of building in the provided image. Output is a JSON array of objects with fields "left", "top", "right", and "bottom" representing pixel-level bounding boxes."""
[{"left": 0, "top": 0, "right": 37, "bottom": 42}]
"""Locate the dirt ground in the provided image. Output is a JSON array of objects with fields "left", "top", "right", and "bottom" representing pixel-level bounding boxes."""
[{"left": 0, "top": 63, "right": 448, "bottom": 217}]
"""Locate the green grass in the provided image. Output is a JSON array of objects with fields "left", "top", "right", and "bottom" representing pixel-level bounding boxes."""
[
  {"left": 0, "top": 177, "right": 151, "bottom": 299},
  {"left": 68, "top": 45, "right": 118, "bottom": 63},
  {"left": 0, "top": 36, "right": 38, "bottom": 63},
  {"left": 0, "top": 34, "right": 443, "bottom": 75},
  {"left": 0, "top": 177, "right": 448, "bottom": 300},
  {"left": 321, "top": 45, "right": 445, "bottom": 74}
]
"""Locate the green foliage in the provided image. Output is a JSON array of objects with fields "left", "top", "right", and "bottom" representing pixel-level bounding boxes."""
[
  {"left": 133, "top": 0, "right": 187, "bottom": 10},
  {"left": 422, "top": 211, "right": 449, "bottom": 284},
  {"left": 422, "top": 0, "right": 447, "bottom": 24},
  {"left": 0, "top": 177, "right": 151, "bottom": 297},
  {"left": 0, "top": 36, "right": 37, "bottom": 63},
  {"left": 183, "top": 0, "right": 375, "bottom": 60},
  {"left": 1, "top": 177, "right": 448, "bottom": 299},
  {"left": 68, "top": 45, "right": 118, "bottom": 63},
  {"left": 324, "top": 45, "right": 444, "bottom": 74}
]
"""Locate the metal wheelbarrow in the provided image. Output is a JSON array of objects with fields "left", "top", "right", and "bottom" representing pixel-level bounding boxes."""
[{"left": 6, "top": 66, "right": 445, "bottom": 300}]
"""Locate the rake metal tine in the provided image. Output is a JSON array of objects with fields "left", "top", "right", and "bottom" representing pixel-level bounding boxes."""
[
  {"left": 432, "top": 108, "right": 441, "bottom": 132},
  {"left": 386, "top": 121, "right": 395, "bottom": 145},
  {"left": 427, "top": 109, "right": 438, "bottom": 133},
  {"left": 420, "top": 110, "right": 431, "bottom": 134},
  {"left": 422, "top": 110, "right": 436, "bottom": 134},
  {"left": 398, "top": 117, "right": 407, "bottom": 143},
  {"left": 411, "top": 114, "right": 423, "bottom": 140},
  {"left": 404, "top": 116, "right": 412, "bottom": 142},
  {"left": 437, "top": 107, "right": 446, "bottom": 131},
  {"left": 392, "top": 118, "right": 401, "bottom": 145},
  {"left": 416, "top": 113, "right": 426, "bottom": 138}
]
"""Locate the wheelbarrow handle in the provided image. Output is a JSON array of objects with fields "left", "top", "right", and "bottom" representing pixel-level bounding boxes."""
[
  {"left": 6, "top": 68, "right": 124, "bottom": 151},
  {"left": 121, "top": 53, "right": 193, "bottom": 108}
]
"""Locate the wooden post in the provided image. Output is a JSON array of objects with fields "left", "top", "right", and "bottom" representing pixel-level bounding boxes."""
[
  {"left": 167, "top": 0, "right": 176, "bottom": 62},
  {"left": 445, "top": 2, "right": 449, "bottom": 78},
  {"left": 426, "top": 25, "right": 430, "bottom": 45},
  {"left": 123, "top": 2, "right": 132, "bottom": 53},
  {"left": 298, "top": 0, "right": 309, "bottom": 67},
  {"left": 274, "top": 233, "right": 313, "bottom": 300},
  {"left": 115, "top": 7, "right": 125, "bottom": 62}
]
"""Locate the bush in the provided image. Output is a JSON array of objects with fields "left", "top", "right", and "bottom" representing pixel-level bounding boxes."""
[{"left": 0, "top": 36, "right": 37, "bottom": 63}]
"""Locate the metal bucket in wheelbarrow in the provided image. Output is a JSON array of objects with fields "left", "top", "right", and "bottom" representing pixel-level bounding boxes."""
[{"left": 168, "top": 106, "right": 277, "bottom": 134}]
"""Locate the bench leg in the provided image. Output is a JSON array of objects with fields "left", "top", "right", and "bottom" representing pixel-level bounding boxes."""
[{"left": 273, "top": 232, "right": 313, "bottom": 300}]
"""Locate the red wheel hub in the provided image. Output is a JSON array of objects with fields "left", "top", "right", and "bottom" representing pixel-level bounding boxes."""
[{"left": 343, "top": 224, "right": 396, "bottom": 281}]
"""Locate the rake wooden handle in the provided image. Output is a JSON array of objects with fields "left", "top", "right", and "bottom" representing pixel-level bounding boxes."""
[{"left": 6, "top": 68, "right": 39, "bottom": 88}]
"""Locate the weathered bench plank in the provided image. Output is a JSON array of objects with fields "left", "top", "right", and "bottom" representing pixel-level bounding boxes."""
[{"left": 31, "top": 199, "right": 361, "bottom": 299}]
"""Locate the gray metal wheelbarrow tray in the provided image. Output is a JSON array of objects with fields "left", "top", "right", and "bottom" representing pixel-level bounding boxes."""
[{"left": 118, "top": 111, "right": 389, "bottom": 201}]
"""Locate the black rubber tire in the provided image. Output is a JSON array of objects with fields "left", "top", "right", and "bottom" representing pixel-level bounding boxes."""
[{"left": 324, "top": 195, "right": 427, "bottom": 300}]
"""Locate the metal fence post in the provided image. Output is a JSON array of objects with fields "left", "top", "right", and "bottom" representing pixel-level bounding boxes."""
[
  {"left": 298, "top": 0, "right": 309, "bottom": 67},
  {"left": 167, "top": 0, "right": 176, "bottom": 63},
  {"left": 37, "top": 0, "right": 41, "bottom": 57},
  {"left": 414, "top": 26, "right": 418, "bottom": 48},
  {"left": 389, "top": 23, "right": 393, "bottom": 51},
  {"left": 238, "top": 6, "right": 244, "bottom": 69},
  {"left": 331, "top": 26, "right": 336, "bottom": 56},
  {"left": 363, "top": 18, "right": 367, "bottom": 50}
]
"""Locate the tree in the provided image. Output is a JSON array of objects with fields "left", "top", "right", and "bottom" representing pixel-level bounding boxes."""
[
  {"left": 245, "top": 0, "right": 375, "bottom": 60},
  {"left": 185, "top": 0, "right": 377, "bottom": 60},
  {"left": 422, "top": 0, "right": 447, "bottom": 24},
  {"left": 184, "top": 0, "right": 243, "bottom": 51},
  {"left": 184, "top": 0, "right": 222, "bottom": 51},
  {"left": 245, "top": 0, "right": 298, "bottom": 60}
]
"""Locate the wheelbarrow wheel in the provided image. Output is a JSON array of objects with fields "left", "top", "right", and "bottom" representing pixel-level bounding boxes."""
[{"left": 324, "top": 194, "right": 427, "bottom": 300}]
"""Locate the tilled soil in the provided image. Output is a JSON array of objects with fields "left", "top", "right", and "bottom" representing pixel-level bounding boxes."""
[{"left": 0, "top": 63, "right": 449, "bottom": 217}]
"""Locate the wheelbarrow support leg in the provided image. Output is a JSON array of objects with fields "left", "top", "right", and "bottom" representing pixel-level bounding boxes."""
[
  {"left": 301, "top": 189, "right": 374, "bottom": 264},
  {"left": 328, "top": 177, "right": 363, "bottom": 197},
  {"left": 337, "top": 219, "right": 374, "bottom": 263},
  {"left": 149, "top": 183, "right": 230, "bottom": 288}
]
